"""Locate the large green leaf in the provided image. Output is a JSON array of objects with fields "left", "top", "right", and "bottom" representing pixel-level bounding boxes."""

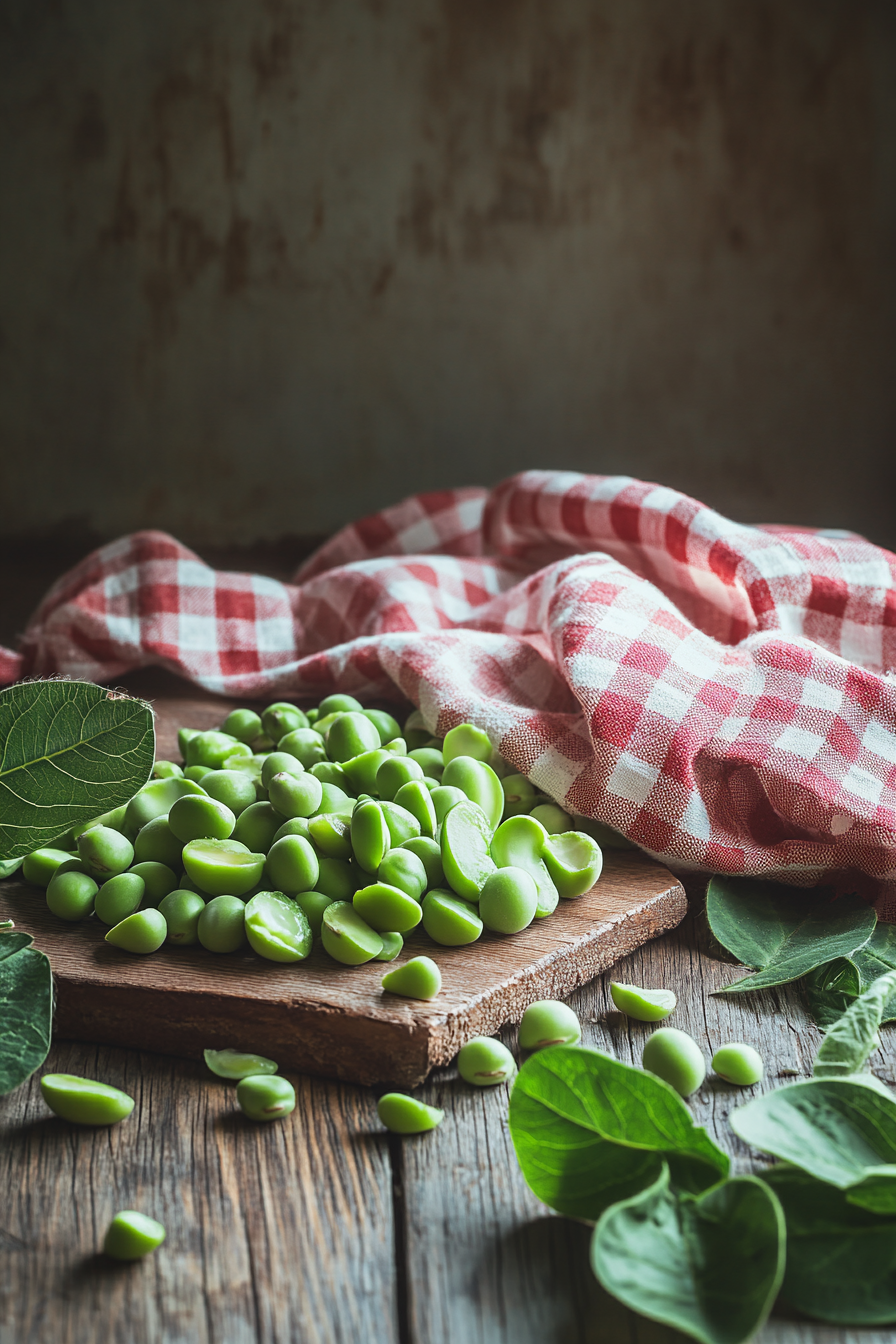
[
  {"left": 0, "top": 680, "right": 154, "bottom": 860},
  {"left": 508, "top": 1045, "right": 728, "bottom": 1220},
  {"left": 0, "top": 932, "right": 52, "bottom": 1095},
  {"left": 813, "top": 970, "right": 896, "bottom": 1080},
  {"left": 590, "top": 1166, "right": 785, "bottom": 1344},
  {"left": 706, "top": 877, "right": 875, "bottom": 995},
  {"left": 765, "top": 1167, "right": 896, "bottom": 1325},
  {"left": 804, "top": 928, "right": 896, "bottom": 1028}
]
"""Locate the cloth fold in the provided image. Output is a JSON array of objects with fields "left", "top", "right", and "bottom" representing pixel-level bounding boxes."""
[{"left": 3, "top": 471, "right": 895, "bottom": 909}]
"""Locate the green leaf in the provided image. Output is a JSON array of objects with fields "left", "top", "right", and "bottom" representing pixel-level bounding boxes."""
[
  {"left": 0, "top": 857, "right": 23, "bottom": 879},
  {"left": 803, "top": 958, "right": 864, "bottom": 1028},
  {"left": 0, "top": 680, "right": 154, "bottom": 860},
  {"left": 508, "top": 1045, "right": 728, "bottom": 1221},
  {"left": 765, "top": 1166, "right": 896, "bottom": 1325},
  {"left": 813, "top": 970, "right": 896, "bottom": 1080},
  {"left": 730, "top": 1078, "right": 896, "bottom": 1190},
  {"left": 0, "top": 931, "right": 52, "bottom": 1095},
  {"left": 706, "top": 877, "right": 875, "bottom": 995},
  {"left": 590, "top": 1165, "right": 785, "bottom": 1344}
]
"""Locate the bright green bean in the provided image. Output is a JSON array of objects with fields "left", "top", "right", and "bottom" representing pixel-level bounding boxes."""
[
  {"left": 237, "top": 1073, "right": 296, "bottom": 1121},
  {"left": 351, "top": 799, "right": 391, "bottom": 874},
  {"left": 294, "top": 890, "right": 337, "bottom": 936},
  {"left": 518, "top": 1000, "right": 582, "bottom": 1051},
  {"left": 158, "top": 889, "right": 206, "bottom": 945},
  {"left": 95, "top": 872, "right": 146, "bottom": 926},
  {"left": 381, "top": 955, "right": 441, "bottom": 1000},
  {"left": 129, "top": 861, "right": 178, "bottom": 906},
  {"left": 204, "top": 1048, "right": 278, "bottom": 1079},
  {"left": 642, "top": 1027, "right": 706, "bottom": 1097},
  {"left": 41, "top": 1073, "right": 135, "bottom": 1125},
  {"left": 374, "top": 931, "right": 403, "bottom": 962},
  {"left": 103, "top": 1210, "right": 166, "bottom": 1260},
  {"left": 245, "top": 891, "right": 312, "bottom": 962},
  {"left": 542, "top": 830, "right": 603, "bottom": 898},
  {"left": 46, "top": 870, "right": 98, "bottom": 920},
  {"left": 152, "top": 760, "right": 183, "bottom": 780},
  {"left": 105, "top": 909, "right": 167, "bottom": 954},
  {"left": 421, "top": 889, "right": 483, "bottom": 946},
  {"left": 168, "top": 794, "right": 235, "bottom": 843},
  {"left": 712, "top": 1043, "right": 764, "bottom": 1086},
  {"left": 440, "top": 801, "right": 496, "bottom": 901},
  {"left": 377, "top": 1092, "right": 443, "bottom": 1134},
  {"left": 221, "top": 708, "right": 263, "bottom": 745},
  {"left": 441, "top": 756, "right": 503, "bottom": 830},
  {"left": 262, "top": 701, "right": 309, "bottom": 742},
  {"left": 182, "top": 839, "right": 265, "bottom": 897},
  {"left": 197, "top": 895, "right": 247, "bottom": 953},
  {"left": 353, "top": 882, "right": 423, "bottom": 934},
  {"left": 133, "top": 815, "right": 183, "bottom": 870},
  {"left": 77, "top": 825, "right": 134, "bottom": 879},
  {"left": 609, "top": 982, "right": 677, "bottom": 1022},
  {"left": 278, "top": 727, "right": 327, "bottom": 768},
  {"left": 320, "top": 901, "right": 383, "bottom": 964},
  {"left": 478, "top": 867, "right": 538, "bottom": 934},
  {"left": 457, "top": 1037, "right": 516, "bottom": 1086},
  {"left": 377, "top": 848, "right": 428, "bottom": 901},
  {"left": 264, "top": 835, "right": 319, "bottom": 895},
  {"left": 22, "top": 847, "right": 73, "bottom": 888},
  {"left": 233, "top": 802, "right": 284, "bottom": 853},
  {"left": 201, "top": 769, "right": 258, "bottom": 816},
  {"left": 400, "top": 836, "right": 444, "bottom": 889},
  {"left": 442, "top": 723, "right": 492, "bottom": 764}
]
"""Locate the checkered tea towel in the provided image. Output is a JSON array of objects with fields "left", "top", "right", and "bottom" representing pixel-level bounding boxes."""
[{"left": 3, "top": 471, "right": 895, "bottom": 910}]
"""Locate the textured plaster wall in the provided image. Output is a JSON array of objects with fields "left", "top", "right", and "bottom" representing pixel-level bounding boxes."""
[{"left": 1, "top": 0, "right": 894, "bottom": 550}]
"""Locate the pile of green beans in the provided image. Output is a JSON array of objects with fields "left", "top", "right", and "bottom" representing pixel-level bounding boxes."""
[{"left": 24, "top": 697, "right": 607, "bottom": 975}]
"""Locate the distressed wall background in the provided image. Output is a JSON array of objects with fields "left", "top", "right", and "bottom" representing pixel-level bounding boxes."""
[{"left": 1, "top": 0, "right": 894, "bottom": 560}]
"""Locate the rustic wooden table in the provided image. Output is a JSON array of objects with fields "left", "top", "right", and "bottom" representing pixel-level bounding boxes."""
[{"left": 3, "top": 902, "right": 894, "bottom": 1344}]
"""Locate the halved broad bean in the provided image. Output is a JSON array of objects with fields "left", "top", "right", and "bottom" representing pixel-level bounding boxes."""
[
  {"left": 518, "top": 1000, "right": 582, "bottom": 1051},
  {"left": 440, "top": 801, "right": 496, "bottom": 901},
  {"left": 264, "top": 836, "right": 319, "bottom": 895},
  {"left": 308, "top": 814, "right": 353, "bottom": 861},
  {"left": 315, "top": 857, "right": 357, "bottom": 900},
  {"left": 95, "top": 872, "right": 146, "bottom": 926},
  {"left": 295, "top": 890, "right": 337, "bottom": 936},
  {"left": 542, "top": 831, "right": 603, "bottom": 899},
  {"left": 197, "top": 895, "right": 247, "bottom": 953},
  {"left": 489, "top": 815, "right": 558, "bottom": 918},
  {"left": 262, "top": 701, "right": 309, "bottom": 742},
  {"left": 221, "top": 708, "right": 263, "bottom": 745},
  {"left": 375, "top": 931, "right": 403, "bottom": 962},
  {"left": 182, "top": 839, "right": 265, "bottom": 897},
  {"left": 78, "top": 826, "right": 134, "bottom": 879},
  {"left": 400, "top": 836, "right": 444, "bottom": 889},
  {"left": 261, "top": 751, "right": 305, "bottom": 790},
  {"left": 712, "top": 1043, "right": 764, "bottom": 1086},
  {"left": 22, "top": 847, "right": 73, "bottom": 888},
  {"left": 392, "top": 781, "right": 436, "bottom": 839},
  {"left": 381, "top": 954, "right": 441, "bottom": 999},
  {"left": 327, "top": 711, "right": 382, "bottom": 762},
  {"left": 46, "top": 870, "right": 98, "bottom": 921},
  {"left": 478, "top": 867, "right": 538, "bottom": 934},
  {"left": 232, "top": 802, "right": 282, "bottom": 853},
  {"left": 380, "top": 800, "right": 421, "bottom": 848},
  {"left": 41, "top": 1073, "right": 135, "bottom": 1125},
  {"left": 351, "top": 800, "right": 391, "bottom": 873},
  {"left": 320, "top": 901, "right": 383, "bottom": 965},
  {"left": 353, "top": 882, "right": 423, "bottom": 934},
  {"left": 124, "top": 777, "right": 206, "bottom": 836},
  {"left": 278, "top": 728, "right": 326, "bottom": 768},
  {"left": 133, "top": 815, "right": 183, "bottom": 870},
  {"left": 185, "top": 731, "right": 249, "bottom": 770},
  {"left": 421, "top": 889, "right": 483, "bottom": 946},
  {"left": 457, "top": 1037, "right": 516, "bottom": 1086},
  {"left": 268, "top": 771, "right": 323, "bottom": 819},
  {"left": 317, "top": 783, "right": 354, "bottom": 816},
  {"left": 442, "top": 723, "right": 492, "bottom": 765},
  {"left": 408, "top": 747, "right": 443, "bottom": 780},
  {"left": 430, "top": 785, "right": 467, "bottom": 824},
  {"left": 168, "top": 795, "right": 235, "bottom": 844},
  {"left": 130, "top": 861, "right": 178, "bottom": 906},
  {"left": 376, "top": 755, "right": 424, "bottom": 801},
  {"left": 245, "top": 891, "right": 313, "bottom": 962},
  {"left": 377, "top": 1093, "right": 443, "bottom": 1134},
  {"left": 201, "top": 769, "right": 257, "bottom": 816},
  {"left": 642, "top": 1027, "right": 706, "bottom": 1098},
  {"left": 341, "top": 748, "right": 392, "bottom": 795},
  {"left": 378, "top": 849, "right": 428, "bottom": 901},
  {"left": 204, "top": 1047, "right": 278, "bottom": 1079},
  {"left": 237, "top": 1073, "right": 296, "bottom": 1121},
  {"left": 158, "top": 889, "right": 206, "bottom": 945},
  {"left": 103, "top": 1210, "right": 166, "bottom": 1260},
  {"left": 441, "top": 756, "right": 503, "bottom": 830},
  {"left": 610, "top": 982, "right": 677, "bottom": 1022},
  {"left": 105, "top": 909, "right": 167, "bottom": 954}
]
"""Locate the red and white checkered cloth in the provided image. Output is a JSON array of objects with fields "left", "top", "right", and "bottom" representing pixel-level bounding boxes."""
[{"left": 3, "top": 471, "right": 896, "bottom": 910}]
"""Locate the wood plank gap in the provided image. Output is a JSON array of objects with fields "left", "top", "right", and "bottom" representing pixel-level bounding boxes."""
[{"left": 388, "top": 1131, "right": 412, "bottom": 1344}]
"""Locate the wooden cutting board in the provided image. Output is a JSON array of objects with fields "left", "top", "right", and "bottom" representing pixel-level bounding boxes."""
[{"left": 0, "top": 683, "right": 687, "bottom": 1087}]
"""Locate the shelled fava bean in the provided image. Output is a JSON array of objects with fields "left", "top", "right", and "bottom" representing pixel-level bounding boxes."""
[{"left": 22, "top": 697, "right": 609, "bottom": 979}]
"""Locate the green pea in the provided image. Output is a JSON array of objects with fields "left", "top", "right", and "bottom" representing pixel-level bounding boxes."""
[
  {"left": 105, "top": 908, "right": 167, "bottom": 954},
  {"left": 408, "top": 747, "right": 444, "bottom": 780},
  {"left": 609, "top": 982, "right": 677, "bottom": 1022},
  {"left": 317, "top": 782, "right": 354, "bottom": 816},
  {"left": 400, "top": 836, "right": 444, "bottom": 890},
  {"left": 46, "top": 870, "right": 98, "bottom": 920},
  {"left": 341, "top": 748, "right": 392, "bottom": 795},
  {"left": 278, "top": 728, "right": 326, "bottom": 769},
  {"left": 421, "top": 889, "right": 483, "bottom": 946},
  {"left": 376, "top": 755, "right": 424, "bottom": 801},
  {"left": 221, "top": 708, "right": 263, "bottom": 744},
  {"left": 95, "top": 872, "right": 146, "bottom": 926},
  {"left": 381, "top": 954, "right": 441, "bottom": 1000},
  {"left": 294, "top": 890, "right": 337, "bottom": 936},
  {"left": 273, "top": 817, "right": 312, "bottom": 845},
  {"left": 442, "top": 723, "right": 492, "bottom": 764},
  {"left": 712, "top": 1043, "right": 764, "bottom": 1087},
  {"left": 325, "top": 712, "right": 381, "bottom": 762},
  {"left": 124, "top": 777, "right": 206, "bottom": 836},
  {"left": 41, "top": 1073, "right": 135, "bottom": 1125},
  {"left": 168, "top": 794, "right": 235, "bottom": 844},
  {"left": 310, "top": 760, "right": 352, "bottom": 791},
  {"left": 353, "top": 882, "right": 423, "bottom": 934},
  {"left": 530, "top": 803, "right": 572, "bottom": 834},
  {"left": 77, "top": 825, "right": 134, "bottom": 879},
  {"left": 103, "top": 1210, "right": 166, "bottom": 1260},
  {"left": 489, "top": 815, "right": 558, "bottom": 918},
  {"left": 478, "top": 867, "right": 538, "bottom": 934},
  {"left": 377, "top": 1092, "right": 443, "bottom": 1134},
  {"left": 158, "top": 889, "right": 206, "bottom": 945},
  {"left": 232, "top": 801, "right": 283, "bottom": 853},
  {"left": 204, "top": 1047, "right": 278, "bottom": 1079},
  {"left": 375, "top": 931, "right": 403, "bottom": 961},
  {"left": 182, "top": 839, "right": 264, "bottom": 897},
  {"left": 378, "top": 849, "right": 428, "bottom": 901},
  {"left": 321, "top": 901, "right": 383, "bottom": 964},
  {"left": 133, "top": 815, "right": 184, "bottom": 870},
  {"left": 642, "top": 1027, "right": 706, "bottom": 1097},
  {"left": 315, "top": 856, "right": 357, "bottom": 900},
  {"left": 245, "top": 891, "right": 312, "bottom": 962},
  {"left": 22, "top": 847, "right": 73, "bottom": 888},
  {"left": 457, "top": 1037, "right": 516, "bottom": 1087},
  {"left": 129, "top": 861, "right": 178, "bottom": 905},
  {"left": 201, "top": 769, "right": 257, "bottom": 816},
  {"left": 442, "top": 756, "right": 503, "bottom": 830},
  {"left": 262, "top": 701, "right": 309, "bottom": 742},
  {"left": 351, "top": 799, "right": 392, "bottom": 874},
  {"left": 152, "top": 760, "right": 183, "bottom": 780},
  {"left": 308, "top": 813, "right": 353, "bottom": 860},
  {"left": 541, "top": 830, "right": 603, "bottom": 899},
  {"left": 185, "top": 730, "right": 249, "bottom": 770},
  {"left": 518, "top": 1000, "right": 582, "bottom": 1051},
  {"left": 264, "top": 835, "right": 319, "bottom": 895},
  {"left": 237, "top": 1073, "right": 296, "bottom": 1121},
  {"left": 260, "top": 751, "right": 305, "bottom": 790},
  {"left": 184, "top": 764, "right": 212, "bottom": 783},
  {"left": 197, "top": 895, "right": 247, "bottom": 953},
  {"left": 440, "top": 801, "right": 496, "bottom": 901},
  {"left": 391, "top": 782, "right": 436, "bottom": 839}
]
